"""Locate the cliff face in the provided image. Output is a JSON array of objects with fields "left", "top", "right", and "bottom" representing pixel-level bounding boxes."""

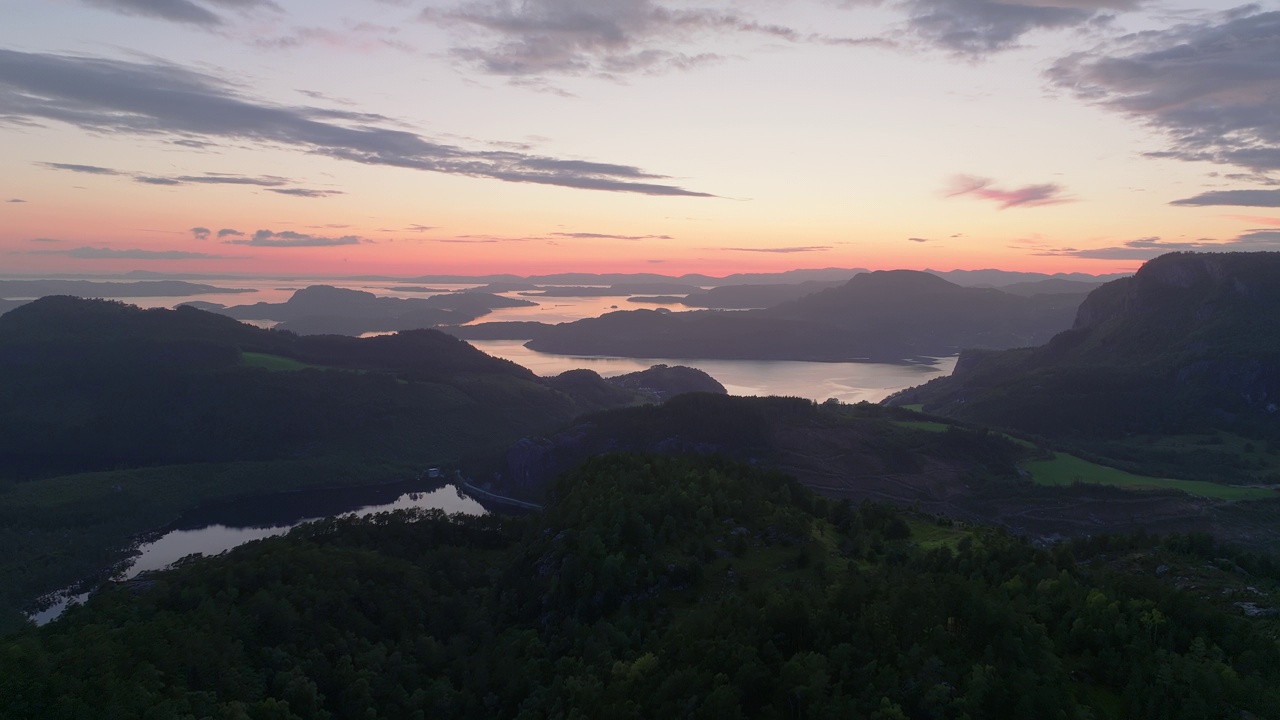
[
  {"left": 888, "top": 252, "right": 1280, "bottom": 441},
  {"left": 1074, "top": 252, "right": 1280, "bottom": 334}
]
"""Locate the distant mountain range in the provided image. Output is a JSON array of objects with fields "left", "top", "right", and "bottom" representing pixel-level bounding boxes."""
[
  {"left": 486, "top": 270, "right": 1087, "bottom": 363},
  {"left": 3, "top": 267, "right": 1129, "bottom": 288}
]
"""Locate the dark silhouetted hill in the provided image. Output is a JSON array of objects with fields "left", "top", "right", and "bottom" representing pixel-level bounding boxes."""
[
  {"left": 0, "top": 297, "right": 655, "bottom": 624},
  {"left": 891, "top": 252, "right": 1280, "bottom": 477},
  {"left": 524, "top": 270, "right": 1082, "bottom": 362},
  {"left": 213, "top": 285, "right": 534, "bottom": 335}
]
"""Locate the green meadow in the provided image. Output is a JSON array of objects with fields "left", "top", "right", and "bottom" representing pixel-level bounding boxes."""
[
  {"left": 1025, "top": 452, "right": 1277, "bottom": 501},
  {"left": 238, "top": 352, "right": 320, "bottom": 372}
]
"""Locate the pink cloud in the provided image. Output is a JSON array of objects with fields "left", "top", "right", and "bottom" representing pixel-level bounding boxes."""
[
  {"left": 1225, "top": 214, "right": 1280, "bottom": 226},
  {"left": 945, "top": 174, "right": 1072, "bottom": 209}
]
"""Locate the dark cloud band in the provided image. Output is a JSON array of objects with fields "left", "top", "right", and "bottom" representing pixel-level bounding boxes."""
[
  {"left": 1048, "top": 9, "right": 1280, "bottom": 175},
  {"left": 0, "top": 49, "right": 712, "bottom": 197}
]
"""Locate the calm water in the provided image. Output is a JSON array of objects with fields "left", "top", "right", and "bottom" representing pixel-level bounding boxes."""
[
  {"left": 470, "top": 340, "right": 957, "bottom": 404},
  {"left": 10, "top": 276, "right": 957, "bottom": 402},
  {"left": 30, "top": 481, "right": 487, "bottom": 625}
]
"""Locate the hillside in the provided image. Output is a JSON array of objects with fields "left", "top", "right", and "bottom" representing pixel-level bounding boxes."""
[
  {"left": 890, "top": 252, "right": 1280, "bottom": 482},
  {"left": 521, "top": 270, "right": 1082, "bottom": 362},
  {"left": 459, "top": 394, "right": 1280, "bottom": 556},
  {"left": 0, "top": 297, "right": 646, "bottom": 631},
  {"left": 4, "top": 454, "right": 1278, "bottom": 719}
]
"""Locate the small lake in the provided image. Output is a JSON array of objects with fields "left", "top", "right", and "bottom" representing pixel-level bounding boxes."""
[{"left": 30, "top": 479, "right": 489, "bottom": 625}]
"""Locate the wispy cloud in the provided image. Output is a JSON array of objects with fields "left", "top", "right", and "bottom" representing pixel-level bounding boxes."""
[
  {"left": 716, "top": 245, "right": 832, "bottom": 253},
  {"left": 6, "top": 198, "right": 25, "bottom": 203},
  {"left": 1048, "top": 8, "right": 1280, "bottom": 175},
  {"left": 266, "top": 188, "right": 345, "bottom": 198},
  {"left": 907, "top": 237, "right": 932, "bottom": 243},
  {"left": 224, "top": 229, "right": 364, "bottom": 247},
  {"left": 171, "top": 173, "right": 289, "bottom": 186},
  {"left": 253, "top": 22, "right": 412, "bottom": 54},
  {"left": 77, "top": 0, "right": 279, "bottom": 29},
  {"left": 426, "top": 0, "right": 889, "bottom": 78},
  {"left": 190, "top": 226, "right": 211, "bottom": 240},
  {"left": 0, "top": 50, "right": 713, "bottom": 197},
  {"left": 946, "top": 174, "right": 1072, "bottom": 209},
  {"left": 900, "top": 0, "right": 1136, "bottom": 57},
  {"left": 37, "top": 162, "right": 124, "bottom": 176},
  {"left": 1225, "top": 215, "right": 1280, "bottom": 226},
  {"left": 550, "top": 232, "right": 673, "bottom": 240},
  {"left": 41, "top": 162, "right": 305, "bottom": 190},
  {"left": 29, "top": 246, "right": 238, "bottom": 260},
  {"left": 1035, "top": 231, "right": 1280, "bottom": 260},
  {"left": 1171, "top": 190, "right": 1280, "bottom": 208},
  {"left": 217, "top": 228, "right": 244, "bottom": 238},
  {"left": 29, "top": 237, "right": 61, "bottom": 243}
]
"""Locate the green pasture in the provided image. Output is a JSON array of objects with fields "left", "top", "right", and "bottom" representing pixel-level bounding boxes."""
[
  {"left": 1026, "top": 452, "right": 1277, "bottom": 501},
  {"left": 239, "top": 352, "right": 319, "bottom": 372}
]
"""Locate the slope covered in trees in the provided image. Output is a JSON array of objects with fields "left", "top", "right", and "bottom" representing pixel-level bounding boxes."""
[
  {"left": 3, "top": 454, "right": 1278, "bottom": 719},
  {"left": 0, "top": 297, "right": 648, "bottom": 631}
]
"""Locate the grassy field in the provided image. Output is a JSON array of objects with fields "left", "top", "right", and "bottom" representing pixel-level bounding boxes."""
[
  {"left": 239, "top": 352, "right": 320, "bottom": 372},
  {"left": 892, "top": 419, "right": 952, "bottom": 433},
  {"left": 1026, "top": 452, "right": 1278, "bottom": 501},
  {"left": 906, "top": 517, "right": 971, "bottom": 550},
  {"left": 891, "top": 419, "right": 1036, "bottom": 448}
]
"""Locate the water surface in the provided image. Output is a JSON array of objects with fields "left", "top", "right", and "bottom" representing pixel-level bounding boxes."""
[
  {"left": 30, "top": 481, "right": 486, "bottom": 625},
  {"left": 470, "top": 339, "right": 956, "bottom": 404}
]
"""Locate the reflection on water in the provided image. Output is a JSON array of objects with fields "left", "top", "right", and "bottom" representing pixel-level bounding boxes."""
[
  {"left": 463, "top": 296, "right": 688, "bottom": 326},
  {"left": 30, "top": 482, "right": 487, "bottom": 625},
  {"left": 469, "top": 340, "right": 957, "bottom": 405}
]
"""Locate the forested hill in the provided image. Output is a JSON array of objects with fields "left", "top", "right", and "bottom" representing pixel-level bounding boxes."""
[
  {"left": 521, "top": 270, "right": 1081, "bottom": 362},
  {"left": 4, "top": 454, "right": 1278, "bottom": 718},
  {"left": 0, "top": 296, "right": 581, "bottom": 479},
  {"left": 468, "top": 394, "right": 1272, "bottom": 552},
  {"left": 888, "top": 252, "right": 1280, "bottom": 480},
  {"left": 0, "top": 297, "right": 655, "bottom": 632}
]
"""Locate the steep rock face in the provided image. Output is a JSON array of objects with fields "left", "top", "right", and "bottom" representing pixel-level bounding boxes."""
[
  {"left": 1072, "top": 276, "right": 1133, "bottom": 329},
  {"left": 1074, "top": 252, "right": 1280, "bottom": 335},
  {"left": 888, "top": 251, "right": 1280, "bottom": 441}
]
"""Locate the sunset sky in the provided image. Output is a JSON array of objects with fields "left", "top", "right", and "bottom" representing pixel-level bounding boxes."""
[{"left": 2, "top": 0, "right": 1278, "bottom": 277}]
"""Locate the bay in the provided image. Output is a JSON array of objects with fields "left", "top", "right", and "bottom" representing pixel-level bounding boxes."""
[{"left": 30, "top": 480, "right": 488, "bottom": 625}]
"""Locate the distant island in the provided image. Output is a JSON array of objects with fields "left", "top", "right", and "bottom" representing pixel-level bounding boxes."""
[{"left": 206, "top": 285, "right": 537, "bottom": 335}]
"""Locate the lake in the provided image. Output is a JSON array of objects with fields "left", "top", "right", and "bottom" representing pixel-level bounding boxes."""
[
  {"left": 469, "top": 340, "right": 957, "bottom": 404},
  {"left": 30, "top": 479, "right": 489, "bottom": 625},
  {"left": 3, "top": 277, "right": 958, "bottom": 403}
]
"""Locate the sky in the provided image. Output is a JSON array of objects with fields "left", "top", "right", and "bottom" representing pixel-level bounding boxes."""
[{"left": 2, "top": 0, "right": 1279, "bottom": 277}]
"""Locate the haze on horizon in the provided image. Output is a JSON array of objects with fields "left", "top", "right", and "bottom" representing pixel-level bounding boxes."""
[{"left": 3, "top": 0, "right": 1279, "bottom": 278}]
